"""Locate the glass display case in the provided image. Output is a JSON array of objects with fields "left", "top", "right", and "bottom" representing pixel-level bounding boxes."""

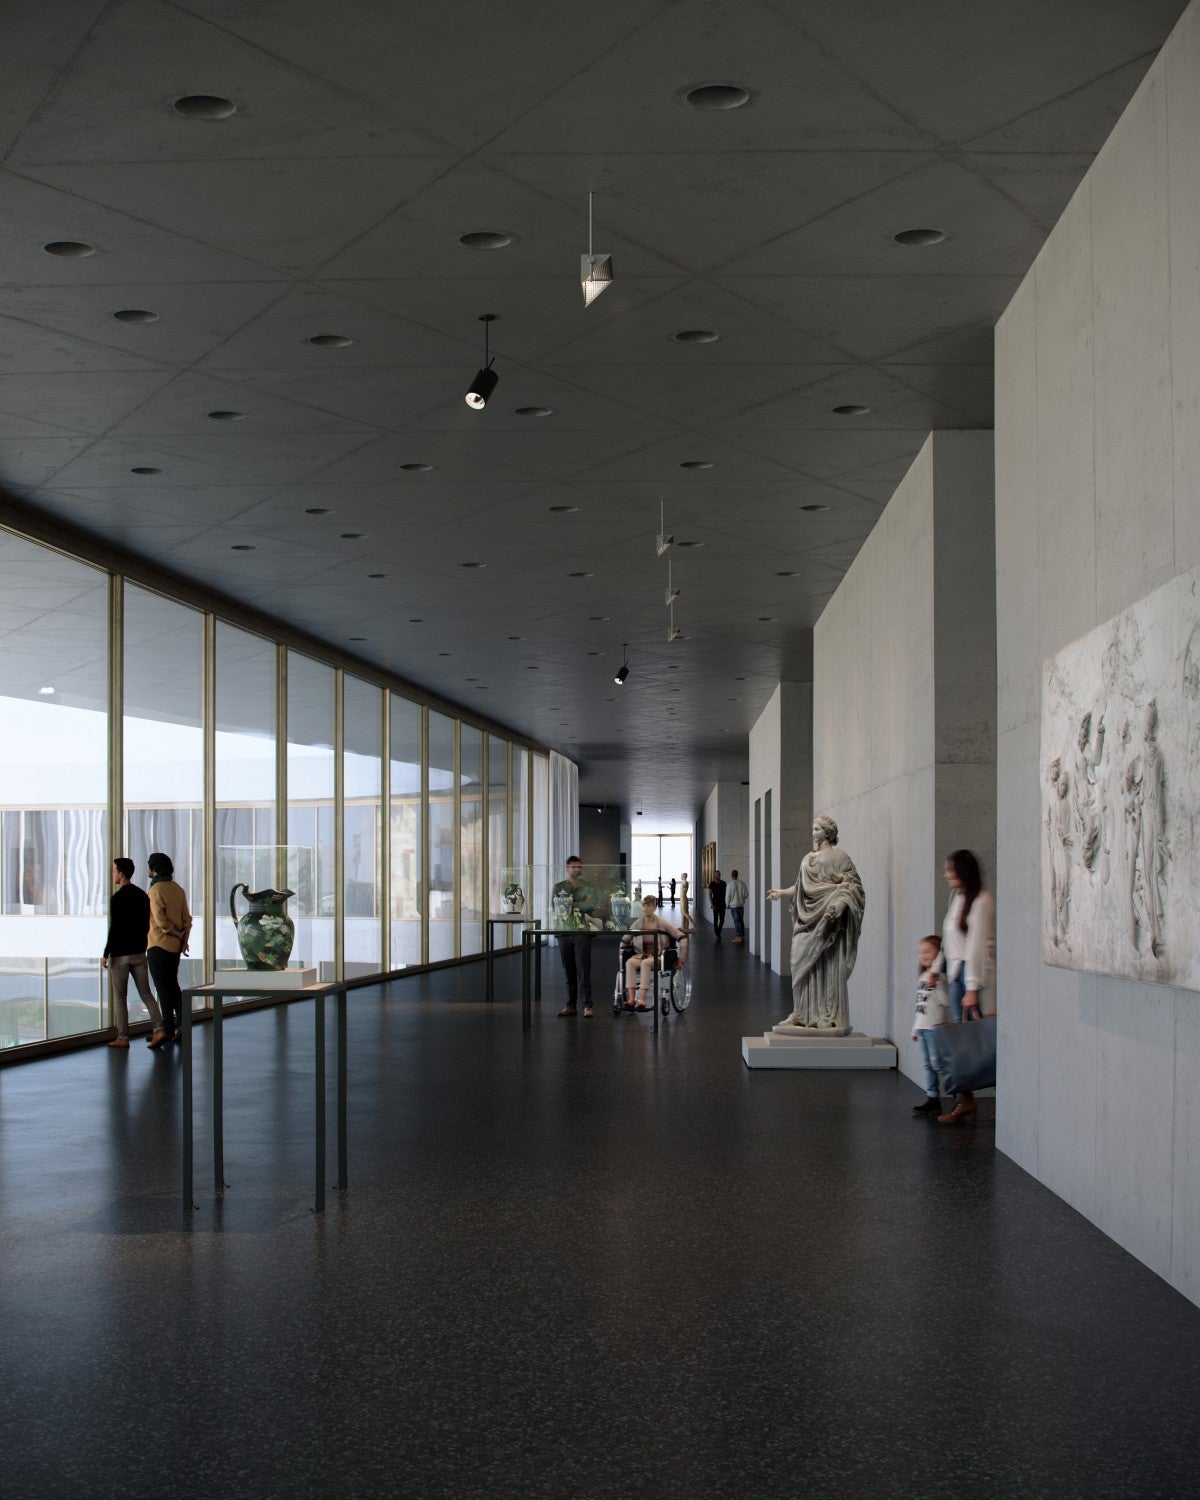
[
  {"left": 510, "top": 864, "right": 639, "bottom": 930},
  {"left": 216, "top": 844, "right": 314, "bottom": 975}
]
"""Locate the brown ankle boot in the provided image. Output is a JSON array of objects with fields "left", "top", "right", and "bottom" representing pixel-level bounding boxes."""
[{"left": 937, "top": 1091, "right": 977, "bottom": 1125}]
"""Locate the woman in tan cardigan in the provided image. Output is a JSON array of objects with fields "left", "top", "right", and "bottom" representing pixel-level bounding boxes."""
[{"left": 146, "top": 852, "right": 192, "bottom": 1043}]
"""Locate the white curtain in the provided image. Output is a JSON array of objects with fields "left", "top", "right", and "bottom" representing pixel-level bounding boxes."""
[{"left": 548, "top": 752, "right": 579, "bottom": 867}]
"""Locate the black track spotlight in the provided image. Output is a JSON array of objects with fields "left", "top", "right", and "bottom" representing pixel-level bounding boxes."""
[
  {"left": 465, "top": 314, "right": 498, "bottom": 409},
  {"left": 614, "top": 642, "right": 630, "bottom": 685}
]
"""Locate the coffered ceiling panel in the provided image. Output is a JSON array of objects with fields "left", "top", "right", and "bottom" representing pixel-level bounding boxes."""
[{"left": 0, "top": 0, "right": 1187, "bottom": 821}]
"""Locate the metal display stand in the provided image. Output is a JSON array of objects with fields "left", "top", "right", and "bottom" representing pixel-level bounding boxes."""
[{"left": 485, "top": 915, "right": 536, "bottom": 1001}]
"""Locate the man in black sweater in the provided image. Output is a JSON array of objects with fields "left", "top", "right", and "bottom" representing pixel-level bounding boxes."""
[
  {"left": 103, "top": 858, "right": 167, "bottom": 1049},
  {"left": 708, "top": 870, "right": 728, "bottom": 943}
]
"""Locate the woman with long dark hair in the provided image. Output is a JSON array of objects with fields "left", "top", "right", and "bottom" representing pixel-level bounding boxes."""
[{"left": 937, "top": 849, "right": 995, "bottom": 1125}]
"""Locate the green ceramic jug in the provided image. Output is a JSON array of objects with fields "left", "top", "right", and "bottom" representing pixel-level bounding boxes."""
[{"left": 230, "top": 883, "right": 295, "bottom": 970}]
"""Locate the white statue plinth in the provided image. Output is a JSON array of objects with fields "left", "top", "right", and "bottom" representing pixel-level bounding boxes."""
[{"left": 741, "top": 1028, "right": 897, "bottom": 1069}]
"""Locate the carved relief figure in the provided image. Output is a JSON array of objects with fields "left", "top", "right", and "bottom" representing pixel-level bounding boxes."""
[
  {"left": 1125, "top": 699, "right": 1168, "bottom": 958},
  {"left": 1045, "top": 759, "right": 1073, "bottom": 948},
  {"left": 767, "top": 815, "right": 865, "bottom": 1034},
  {"left": 1072, "top": 710, "right": 1106, "bottom": 872}
]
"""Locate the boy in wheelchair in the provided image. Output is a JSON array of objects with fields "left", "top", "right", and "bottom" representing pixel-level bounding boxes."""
[{"left": 620, "top": 895, "right": 688, "bottom": 1011}]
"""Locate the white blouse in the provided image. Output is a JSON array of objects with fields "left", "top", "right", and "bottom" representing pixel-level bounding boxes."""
[{"left": 942, "top": 889, "right": 996, "bottom": 1009}]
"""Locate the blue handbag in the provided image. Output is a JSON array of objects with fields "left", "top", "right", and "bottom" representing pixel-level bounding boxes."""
[{"left": 938, "top": 1014, "right": 997, "bottom": 1093}]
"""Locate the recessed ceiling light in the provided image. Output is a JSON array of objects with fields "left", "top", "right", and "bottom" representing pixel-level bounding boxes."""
[
  {"left": 231, "top": 543, "right": 256, "bottom": 551},
  {"left": 526, "top": 665, "right": 539, "bottom": 670},
  {"left": 832, "top": 404, "right": 870, "bottom": 416},
  {"left": 734, "top": 676, "right": 746, "bottom": 681},
  {"left": 669, "top": 687, "right": 681, "bottom": 693},
  {"left": 309, "top": 334, "right": 354, "bottom": 348},
  {"left": 548, "top": 504, "right": 578, "bottom": 513},
  {"left": 459, "top": 231, "right": 513, "bottom": 250},
  {"left": 685, "top": 82, "right": 751, "bottom": 110},
  {"left": 113, "top": 309, "right": 158, "bottom": 324},
  {"left": 477, "top": 685, "right": 488, "bottom": 690},
  {"left": 586, "top": 651, "right": 603, "bottom": 656},
  {"left": 800, "top": 503, "right": 831, "bottom": 512},
  {"left": 340, "top": 532, "right": 365, "bottom": 540},
  {"left": 894, "top": 228, "right": 946, "bottom": 246},
  {"left": 568, "top": 570, "right": 592, "bottom": 578},
  {"left": 438, "top": 651, "right": 451, "bottom": 656},
  {"left": 208, "top": 409, "right": 244, "bottom": 421},
  {"left": 409, "top": 618, "right": 423, "bottom": 622},
  {"left": 672, "top": 329, "right": 719, "bottom": 344},
  {"left": 667, "top": 665, "right": 681, "bottom": 670},
  {"left": 43, "top": 241, "right": 95, "bottom": 257},
  {"left": 758, "top": 616, "right": 777, "bottom": 622},
  {"left": 679, "top": 460, "right": 713, "bottom": 470},
  {"left": 507, "top": 635, "right": 525, "bottom": 641},
  {"left": 459, "top": 561, "right": 486, "bottom": 568},
  {"left": 305, "top": 507, "right": 332, "bottom": 515},
  {"left": 130, "top": 466, "right": 161, "bottom": 475},
  {"left": 514, "top": 406, "right": 556, "bottom": 417},
  {"left": 367, "top": 573, "right": 386, "bottom": 579},
  {"left": 677, "top": 540, "right": 704, "bottom": 548},
  {"left": 776, "top": 570, "right": 799, "bottom": 577},
  {"left": 348, "top": 636, "right": 366, "bottom": 642},
  {"left": 589, "top": 615, "right": 609, "bottom": 622},
  {"left": 173, "top": 94, "right": 238, "bottom": 119},
  {"left": 399, "top": 463, "right": 434, "bottom": 472},
  {"left": 38, "top": 685, "right": 55, "bottom": 695}
]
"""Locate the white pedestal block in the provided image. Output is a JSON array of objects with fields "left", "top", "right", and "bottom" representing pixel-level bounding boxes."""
[
  {"left": 207, "top": 968, "right": 318, "bottom": 991},
  {"left": 741, "top": 1029, "right": 897, "bottom": 1069}
]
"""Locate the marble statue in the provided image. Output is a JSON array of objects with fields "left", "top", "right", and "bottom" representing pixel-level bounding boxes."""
[
  {"left": 1041, "top": 563, "right": 1200, "bottom": 990},
  {"left": 679, "top": 872, "right": 691, "bottom": 928},
  {"left": 767, "top": 814, "right": 865, "bottom": 1034}
]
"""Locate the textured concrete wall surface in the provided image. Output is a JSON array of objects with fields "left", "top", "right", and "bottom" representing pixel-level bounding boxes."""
[
  {"left": 749, "top": 682, "right": 813, "bottom": 977},
  {"left": 994, "top": 0, "right": 1200, "bottom": 1306},
  {"left": 814, "top": 432, "right": 996, "bottom": 1073}
]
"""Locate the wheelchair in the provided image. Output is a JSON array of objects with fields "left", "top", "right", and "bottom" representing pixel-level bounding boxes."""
[{"left": 613, "top": 940, "right": 692, "bottom": 1016}]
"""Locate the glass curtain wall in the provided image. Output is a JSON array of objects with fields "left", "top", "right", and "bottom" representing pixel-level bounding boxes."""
[
  {"left": 0, "top": 523, "right": 555, "bottom": 1056},
  {"left": 389, "top": 696, "right": 422, "bottom": 967},
  {"left": 0, "top": 534, "right": 108, "bottom": 1047},
  {"left": 123, "top": 585, "right": 204, "bottom": 995},
  {"left": 287, "top": 653, "right": 335, "bottom": 981},
  {"left": 487, "top": 737, "right": 507, "bottom": 920},
  {"left": 215, "top": 623, "right": 276, "bottom": 969},
  {"left": 343, "top": 676, "right": 382, "bottom": 975},
  {"left": 427, "top": 712, "right": 456, "bottom": 962},
  {"left": 459, "top": 725, "right": 483, "bottom": 955}
]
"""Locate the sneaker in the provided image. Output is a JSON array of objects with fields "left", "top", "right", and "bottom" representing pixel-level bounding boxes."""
[{"left": 557, "top": 1006, "right": 578, "bottom": 1018}]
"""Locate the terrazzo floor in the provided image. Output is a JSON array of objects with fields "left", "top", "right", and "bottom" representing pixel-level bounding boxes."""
[{"left": 1, "top": 933, "right": 1197, "bottom": 1498}]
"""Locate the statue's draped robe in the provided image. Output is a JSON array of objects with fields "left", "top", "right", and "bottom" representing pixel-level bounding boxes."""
[{"left": 787, "top": 847, "right": 866, "bottom": 1030}]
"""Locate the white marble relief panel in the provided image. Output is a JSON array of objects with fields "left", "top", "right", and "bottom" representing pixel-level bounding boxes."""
[{"left": 1042, "top": 565, "right": 1200, "bottom": 989}]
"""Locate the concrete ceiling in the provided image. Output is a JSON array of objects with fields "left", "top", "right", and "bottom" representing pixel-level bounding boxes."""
[{"left": 0, "top": 0, "right": 1188, "bottom": 823}]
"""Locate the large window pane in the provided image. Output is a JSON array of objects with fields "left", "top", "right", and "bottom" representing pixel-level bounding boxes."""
[
  {"left": 532, "top": 752, "right": 549, "bottom": 918},
  {"left": 0, "top": 533, "right": 108, "bottom": 1046},
  {"left": 215, "top": 624, "right": 276, "bottom": 969},
  {"left": 124, "top": 586, "right": 204, "bottom": 998},
  {"left": 389, "top": 696, "right": 422, "bottom": 968},
  {"left": 344, "top": 676, "right": 381, "bottom": 974},
  {"left": 459, "top": 725, "right": 483, "bottom": 956},
  {"left": 287, "top": 653, "right": 335, "bottom": 981},
  {"left": 487, "top": 737, "right": 507, "bottom": 920},
  {"left": 512, "top": 747, "right": 529, "bottom": 871},
  {"left": 428, "top": 712, "right": 455, "bottom": 962}
]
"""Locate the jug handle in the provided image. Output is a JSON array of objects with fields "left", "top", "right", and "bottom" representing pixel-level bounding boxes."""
[{"left": 230, "top": 882, "right": 248, "bottom": 931}]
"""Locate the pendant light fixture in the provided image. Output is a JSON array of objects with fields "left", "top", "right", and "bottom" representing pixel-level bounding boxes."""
[
  {"left": 581, "top": 191, "right": 614, "bottom": 307},
  {"left": 614, "top": 642, "right": 630, "bottom": 685},
  {"left": 664, "top": 557, "right": 679, "bottom": 606},
  {"left": 465, "top": 314, "right": 498, "bottom": 409},
  {"left": 656, "top": 498, "right": 674, "bottom": 558}
]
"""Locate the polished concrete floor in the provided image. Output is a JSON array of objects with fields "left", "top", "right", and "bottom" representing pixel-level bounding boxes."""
[{"left": 1, "top": 934, "right": 1197, "bottom": 1499}]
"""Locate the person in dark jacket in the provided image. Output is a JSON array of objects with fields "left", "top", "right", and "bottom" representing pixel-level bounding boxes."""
[{"left": 103, "top": 858, "right": 167, "bottom": 1049}]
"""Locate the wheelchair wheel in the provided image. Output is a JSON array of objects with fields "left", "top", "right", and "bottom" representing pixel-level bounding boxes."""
[{"left": 671, "top": 970, "right": 692, "bottom": 1013}]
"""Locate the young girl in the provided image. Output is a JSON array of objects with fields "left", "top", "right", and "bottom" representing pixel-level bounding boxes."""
[{"left": 911, "top": 934, "right": 951, "bottom": 1114}]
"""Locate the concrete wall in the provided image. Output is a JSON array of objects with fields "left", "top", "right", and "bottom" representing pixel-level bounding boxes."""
[
  {"left": 813, "top": 431, "right": 996, "bottom": 1064},
  {"left": 748, "top": 682, "right": 813, "bottom": 976},
  {"left": 994, "top": 1, "right": 1200, "bottom": 1307}
]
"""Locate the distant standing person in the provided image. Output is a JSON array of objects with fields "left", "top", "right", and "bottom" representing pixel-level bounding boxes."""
[
  {"left": 726, "top": 869, "right": 748, "bottom": 944},
  {"left": 146, "top": 852, "right": 192, "bottom": 1044},
  {"left": 103, "top": 857, "right": 168, "bottom": 1050},
  {"left": 708, "top": 870, "right": 727, "bottom": 942},
  {"left": 669, "top": 876, "right": 677, "bottom": 904},
  {"left": 657, "top": 877, "right": 664, "bottom": 909}
]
